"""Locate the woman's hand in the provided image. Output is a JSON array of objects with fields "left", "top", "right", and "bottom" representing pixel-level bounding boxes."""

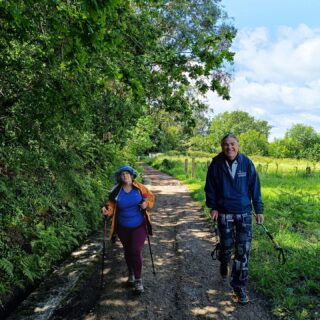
[
  {"left": 102, "top": 206, "right": 109, "bottom": 216},
  {"left": 139, "top": 201, "right": 148, "bottom": 210}
]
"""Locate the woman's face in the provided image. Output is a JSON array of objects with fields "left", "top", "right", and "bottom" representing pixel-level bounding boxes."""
[{"left": 120, "top": 171, "right": 133, "bottom": 185}]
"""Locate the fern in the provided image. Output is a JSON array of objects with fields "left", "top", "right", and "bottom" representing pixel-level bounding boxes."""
[
  {"left": 0, "top": 258, "right": 14, "bottom": 277},
  {"left": 19, "top": 256, "right": 40, "bottom": 282}
]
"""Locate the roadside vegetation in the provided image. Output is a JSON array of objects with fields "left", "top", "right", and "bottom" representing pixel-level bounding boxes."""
[
  {"left": 147, "top": 154, "right": 320, "bottom": 320},
  {"left": 0, "top": 0, "right": 235, "bottom": 315}
]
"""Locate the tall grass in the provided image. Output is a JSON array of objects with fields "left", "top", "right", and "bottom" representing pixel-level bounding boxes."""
[{"left": 146, "top": 155, "right": 320, "bottom": 320}]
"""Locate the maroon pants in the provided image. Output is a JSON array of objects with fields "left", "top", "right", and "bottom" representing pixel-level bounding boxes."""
[{"left": 116, "top": 223, "right": 147, "bottom": 279}]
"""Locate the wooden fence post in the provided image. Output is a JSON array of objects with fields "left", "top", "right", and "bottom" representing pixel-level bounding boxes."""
[
  {"left": 191, "top": 157, "right": 195, "bottom": 178},
  {"left": 306, "top": 166, "right": 312, "bottom": 176},
  {"left": 257, "top": 164, "right": 262, "bottom": 173},
  {"left": 185, "top": 158, "right": 188, "bottom": 177}
]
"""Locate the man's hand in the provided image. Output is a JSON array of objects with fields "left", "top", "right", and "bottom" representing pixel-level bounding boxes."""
[
  {"left": 210, "top": 209, "right": 219, "bottom": 221},
  {"left": 255, "top": 213, "right": 264, "bottom": 224}
]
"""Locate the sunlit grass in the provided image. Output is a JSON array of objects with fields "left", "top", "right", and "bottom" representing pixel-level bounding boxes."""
[{"left": 146, "top": 154, "right": 320, "bottom": 320}]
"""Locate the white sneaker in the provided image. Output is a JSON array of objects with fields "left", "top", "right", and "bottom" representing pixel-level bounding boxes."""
[{"left": 134, "top": 279, "right": 144, "bottom": 293}]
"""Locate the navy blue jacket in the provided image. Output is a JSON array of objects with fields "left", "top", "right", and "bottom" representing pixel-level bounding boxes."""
[{"left": 204, "top": 152, "right": 263, "bottom": 214}]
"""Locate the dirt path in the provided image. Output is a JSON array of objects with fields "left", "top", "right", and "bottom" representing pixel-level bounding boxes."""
[{"left": 59, "top": 165, "right": 275, "bottom": 320}]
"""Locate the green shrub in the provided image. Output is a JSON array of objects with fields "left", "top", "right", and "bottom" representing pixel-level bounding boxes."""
[{"left": 161, "top": 158, "right": 175, "bottom": 169}]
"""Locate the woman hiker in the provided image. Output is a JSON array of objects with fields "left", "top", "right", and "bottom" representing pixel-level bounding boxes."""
[{"left": 102, "top": 164, "right": 155, "bottom": 294}]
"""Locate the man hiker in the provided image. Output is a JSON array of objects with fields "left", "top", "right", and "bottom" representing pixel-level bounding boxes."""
[{"left": 204, "top": 134, "right": 264, "bottom": 304}]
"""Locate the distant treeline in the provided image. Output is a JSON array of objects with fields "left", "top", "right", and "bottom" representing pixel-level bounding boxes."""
[{"left": 186, "top": 111, "right": 320, "bottom": 162}]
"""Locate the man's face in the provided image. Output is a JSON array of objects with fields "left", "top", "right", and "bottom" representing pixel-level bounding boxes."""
[{"left": 222, "top": 137, "right": 239, "bottom": 160}]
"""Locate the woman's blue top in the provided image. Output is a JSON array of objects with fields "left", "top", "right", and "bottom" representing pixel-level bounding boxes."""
[{"left": 117, "top": 187, "right": 144, "bottom": 228}]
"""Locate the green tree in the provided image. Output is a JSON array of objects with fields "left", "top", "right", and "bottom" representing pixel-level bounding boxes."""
[
  {"left": 187, "top": 135, "right": 214, "bottom": 152},
  {"left": 308, "top": 143, "right": 320, "bottom": 162},
  {"left": 123, "top": 116, "right": 155, "bottom": 157},
  {"left": 239, "top": 130, "right": 268, "bottom": 156},
  {"left": 133, "top": 0, "right": 236, "bottom": 135},
  {"left": 284, "top": 124, "right": 320, "bottom": 158},
  {"left": 268, "top": 138, "right": 292, "bottom": 158},
  {"left": 149, "top": 111, "right": 185, "bottom": 152},
  {"left": 209, "top": 111, "right": 272, "bottom": 149}
]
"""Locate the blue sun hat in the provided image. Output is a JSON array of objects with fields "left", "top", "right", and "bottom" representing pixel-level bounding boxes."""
[{"left": 114, "top": 164, "right": 138, "bottom": 183}]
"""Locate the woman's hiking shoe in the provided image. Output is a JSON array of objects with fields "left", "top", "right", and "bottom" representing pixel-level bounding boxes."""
[
  {"left": 126, "top": 274, "right": 135, "bottom": 287},
  {"left": 134, "top": 279, "right": 144, "bottom": 294},
  {"left": 220, "top": 261, "right": 229, "bottom": 279},
  {"left": 232, "top": 287, "right": 249, "bottom": 305}
]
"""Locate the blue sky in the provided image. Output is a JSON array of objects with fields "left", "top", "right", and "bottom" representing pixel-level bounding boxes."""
[
  {"left": 207, "top": 0, "right": 320, "bottom": 140},
  {"left": 222, "top": 0, "right": 320, "bottom": 31}
]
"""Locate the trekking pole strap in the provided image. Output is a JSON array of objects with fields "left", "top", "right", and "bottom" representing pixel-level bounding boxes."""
[
  {"left": 210, "top": 220, "right": 218, "bottom": 237},
  {"left": 277, "top": 247, "right": 286, "bottom": 264},
  {"left": 210, "top": 220, "right": 220, "bottom": 260},
  {"left": 211, "top": 242, "right": 220, "bottom": 261}
]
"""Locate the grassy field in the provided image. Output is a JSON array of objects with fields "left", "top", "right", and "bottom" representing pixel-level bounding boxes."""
[{"left": 146, "top": 154, "right": 320, "bottom": 320}]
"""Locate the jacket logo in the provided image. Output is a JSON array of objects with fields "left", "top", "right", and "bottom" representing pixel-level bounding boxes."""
[{"left": 237, "top": 171, "right": 247, "bottom": 177}]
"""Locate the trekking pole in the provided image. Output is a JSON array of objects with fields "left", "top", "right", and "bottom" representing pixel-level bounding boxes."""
[
  {"left": 141, "top": 194, "right": 156, "bottom": 275},
  {"left": 253, "top": 213, "right": 286, "bottom": 264},
  {"left": 100, "top": 215, "right": 108, "bottom": 288},
  {"left": 146, "top": 227, "right": 156, "bottom": 275}
]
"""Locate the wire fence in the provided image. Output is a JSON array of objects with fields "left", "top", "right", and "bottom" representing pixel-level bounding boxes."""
[{"left": 180, "top": 157, "right": 320, "bottom": 179}]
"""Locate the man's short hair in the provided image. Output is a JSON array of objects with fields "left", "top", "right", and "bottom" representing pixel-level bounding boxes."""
[{"left": 220, "top": 133, "right": 239, "bottom": 146}]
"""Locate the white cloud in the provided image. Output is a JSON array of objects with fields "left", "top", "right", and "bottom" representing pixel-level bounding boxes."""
[{"left": 207, "top": 24, "right": 320, "bottom": 140}]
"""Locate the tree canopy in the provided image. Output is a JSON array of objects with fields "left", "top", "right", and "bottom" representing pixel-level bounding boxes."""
[
  {"left": 268, "top": 124, "right": 320, "bottom": 160},
  {"left": 208, "top": 111, "right": 271, "bottom": 150}
]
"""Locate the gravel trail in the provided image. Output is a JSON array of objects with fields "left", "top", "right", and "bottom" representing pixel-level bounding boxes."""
[{"left": 77, "top": 164, "right": 275, "bottom": 320}]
